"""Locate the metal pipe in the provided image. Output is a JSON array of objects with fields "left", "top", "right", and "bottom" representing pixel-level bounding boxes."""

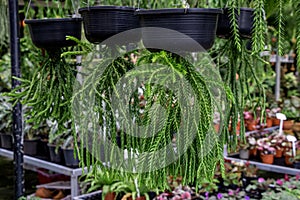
[
  {"left": 275, "top": 54, "right": 281, "bottom": 101},
  {"left": 8, "top": 0, "right": 24, "bottom": 198}
]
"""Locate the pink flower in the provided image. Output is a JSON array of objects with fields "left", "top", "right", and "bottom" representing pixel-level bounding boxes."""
[
  {"left": 258, "top": 177, "right": 265, "bottom": 183},
  {"left": 284, "top": 174, "right": 289, "bottom": 181},
  {"left": 296, "top": 174, "right": 300, "bottom": 181},
  {"left": 276, "top": 179, "right": 283, "bottom": 186},
  {"left": 228, "top": 190, "right": 234, "bottom": 196},
  {"left": 181, "top": 192, "right": 191, "bottom": 199}
]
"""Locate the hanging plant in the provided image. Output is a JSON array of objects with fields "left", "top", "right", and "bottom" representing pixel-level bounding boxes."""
[
  {"left": 0, "top": 0, "right": 9, "bottom": 53},
  {"left": 70, "top": 43, "right": 233, "bottom": 192},
  {"left": 7, "top": 49, "right": 77, "bottom": 134}
]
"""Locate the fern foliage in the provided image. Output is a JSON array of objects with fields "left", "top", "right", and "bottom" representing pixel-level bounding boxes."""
[{"left": 72, "top": 49, "right": 229, "bottom": 191}]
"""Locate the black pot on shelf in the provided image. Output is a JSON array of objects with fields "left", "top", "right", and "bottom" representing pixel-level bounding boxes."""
[
  {"left": 24, "top": 138, "right": 40, "bottom": 156},
  {"left": 48, "top": 144, "right": 64, "bottom": 164},
  {"left": 79, "top": 6, "right": 140, "bottom": 44},
  {"left": 136, "top": 8, "right": 222, "bottom": 52},
  {"left": 293, "top": 161, "right": 300, "bottom": 169},
  {"left": 62, "top": 148, "right": 80, "bottom": 167},
  {"left": 0, "top": 134, "right": 13, "bottom": 150},
  {"left": 24, "top": 18, "right": 82, "bottom": 50},
  {"left": 216, "top": 7, "right": 254, "bottom": 39}
]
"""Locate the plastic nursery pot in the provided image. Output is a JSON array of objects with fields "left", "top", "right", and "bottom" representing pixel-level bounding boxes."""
[
  {"left": 62, "top": 148, "right": 80, "bottom": 167},
  {"left": 217, "top": 7, "right": 254, "bottom": 39},
  {"left": 293, "top": 161, "right": 300, "bottom": 169},
  {"left": 79, "top": 6, "right": 140, "bottom": 44},
  {"left": 24, "top": 138, "right": 40, "bottom": 156},
  {"left": 24, "top": 18, "right": 82, "bottom": 50},
  {"left": 239, "top": 149, "right": 250, "bottom": 159},
  {"left": 48, "top": 144, "right": 64, "bottom": 164},
  {"left": 136, "top": 8, "right": 222, "bottom": 51},
  {"left": 0, "top": 134, "right": 13, "bottom": 150},
  {"left": 260, "top": 154, "right": 274, "bottom": 164}
]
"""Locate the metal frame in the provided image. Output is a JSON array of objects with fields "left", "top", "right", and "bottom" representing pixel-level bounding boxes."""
[
  {"left": 224, "top": 156, "right": 300, "bottom": 175},
  {"left": 0, "top": 148, "right": 87, "bottom": 198},
  {"left": 224, "top": 126, "right": 300, "bottom": 176}
]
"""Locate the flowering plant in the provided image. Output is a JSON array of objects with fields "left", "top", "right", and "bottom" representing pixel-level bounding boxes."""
[{"left": 256, "top": 138, "right": 276, "bottom": 155}]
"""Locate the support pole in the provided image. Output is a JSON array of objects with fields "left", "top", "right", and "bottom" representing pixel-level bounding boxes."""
[
  {"left": 8, "top": 0, "right": 24, "bottom": 199},
  {"left": 275, "top": 54, "right": 281, "bottom": 101}
]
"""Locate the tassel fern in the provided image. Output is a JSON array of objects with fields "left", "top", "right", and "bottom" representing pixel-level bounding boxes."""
[{"left": 73, "top": 50, "right": 229, "bottom": 190}]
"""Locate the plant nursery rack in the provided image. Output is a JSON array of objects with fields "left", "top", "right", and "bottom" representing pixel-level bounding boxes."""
[
  {"left": 0, "top": 148, "right": 87, "bottom": 198},
  {"left": 225, "top": 126, "right": 300, "bottom": 175}
]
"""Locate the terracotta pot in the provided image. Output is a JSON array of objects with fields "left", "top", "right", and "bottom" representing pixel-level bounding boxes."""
[
  {"left": 260, "top": 154, "right": 274, "bottom": 164},
  {"left": 249, "top": 148, "right": 257, "bottom": 157},
  {"left": 228, "top": 121, "right": 240, "bottom": 134},
  {"left": 214, "top": 124, "right": 220, "bottom": 132},
  {"left": 283, "top": 120, "right": 294, "bottom": 130},
  {"left": 128, "top": 196, "right": 146, "bottom": 200},
  {"left": 266, "top": 118, "right": 273, "bottom": 128},
  {"left": 292, "top": 122, "right": 300, "bottom": 133},
  {"left": 275, "top": 149, "right": 283, "bottom": 158},
  {"left": 104, "top": 192, "right": 116, "bottom": 200},
  {"left": 272, "top": 118, "right": 280, "bottom": 126},
  {"left": 284, "top": 155, "right": 293, "bottom": 166},
  {"left": 246, "top": 120, "right": 257, "bottom": 131}
]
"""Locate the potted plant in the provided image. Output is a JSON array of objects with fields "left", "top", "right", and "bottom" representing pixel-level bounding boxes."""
[
  {"left": 61, "top": 135, "right": 80, "bottom": 167},
  {"left": 0, "top": 95, "right": 13, "bottom": 149},
  {"left": 290, "top": 154, "right": 300, "bottom": 169},
  {"left": 72, "top": 47, "right": 231, "bottom": 191},
  {"left": 239, "top": 140, "right": 250, "bottom": 159},
  {"left": 269, "top": 134, "right": 288, "bottom": 158},
  {"left": 24, "top": 0, "right": 82, "bottom": 51},
  {"left": 47, "top": 120, "right": 66, "bottom": 164},
  {"left": 6, "top": 49, "right": 78, "bottom": 142},
  {"left": 247, "top": 136, "right": 257, "bottom": 157},
  {"left": 136, "top": 0, "right": 222, "bottom": 51},
  {"left": 23, "top": 122, "right": 41, "bottom": 156},
  {"left": 281, "top": 109, "right": 297, "bottom": 130},
  {"left": 257, "top": 138, "right": 276, "bottom": 164},
  {"left": 216, "top": 7, "right": 255, "bottom": 39},
  {"left": 79, "top": 6, "right": 140, "bottom": 44}
]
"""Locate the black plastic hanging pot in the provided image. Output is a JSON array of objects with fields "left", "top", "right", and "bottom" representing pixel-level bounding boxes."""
[
  {"left": 136, "top": 8, "right": 222, "bottom": 51},
  {"left": 216, "top": 8, "right": 254, "bottom": 39},
  {"left": 24, "top": 18, "right": 82, "bottom": 50},
  {"left": 79, "top": 6, "right": 140, "bottom": 44}
]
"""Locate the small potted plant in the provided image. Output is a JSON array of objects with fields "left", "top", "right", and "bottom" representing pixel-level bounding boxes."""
[
  {"left": 247, "top": 136, "right": 257, "bottom": 157},
  {"left": 270, "top": 134, "right": 288, "bottom": 158},
  {"left": 281, "top": 108, "right": 297, "bottom": 130},
  {"left": 23, "top": 123, "right": 41, "bottom": 156},
  {"left": 290, "top": 154, "right": 300, "bottom": 169},
  {"left": 0, "top": 95, "right": 13, "bottom": 149},
  {"left": 239, "top": 140, "right": 250, "bottom": 159},
  {"left": 257, "top": 138, "right": 276, "bottom": 164}
]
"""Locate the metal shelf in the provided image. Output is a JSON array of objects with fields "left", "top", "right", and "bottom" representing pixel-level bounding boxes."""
[
  {"left": 224, "top": 156, "right": 300, "bottom": 176},
  {"left": 0, "top": 148, "right": 87, "bottom": 198},
  {"left": 225, "top": 126, "right": 300, "bottom": 176}
]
